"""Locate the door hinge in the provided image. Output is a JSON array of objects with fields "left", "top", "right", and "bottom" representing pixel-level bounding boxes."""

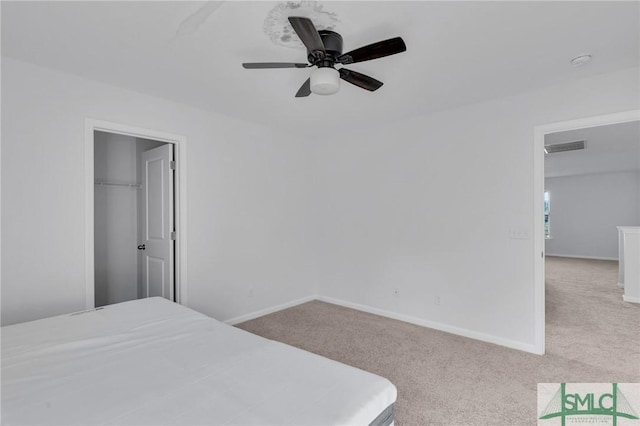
[
  {"left": 170, "top": 160, "right": 176, "bottom": 170},
  {"left": 171, "top": 231, "right": 176, "bottom": 240}
]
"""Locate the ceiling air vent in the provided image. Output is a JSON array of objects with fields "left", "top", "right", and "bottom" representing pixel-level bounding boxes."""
[{"left": 544, "top": 140, "right": 586, "bottom": 154}]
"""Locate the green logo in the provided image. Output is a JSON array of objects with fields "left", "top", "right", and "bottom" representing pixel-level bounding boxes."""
[{"left": 539, "top": 383, "right": 639, "bottom": 425}]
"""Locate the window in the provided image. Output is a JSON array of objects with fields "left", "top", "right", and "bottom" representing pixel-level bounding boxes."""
[{"left": 544, "top": 190, "right": 551, "bottom": 238}]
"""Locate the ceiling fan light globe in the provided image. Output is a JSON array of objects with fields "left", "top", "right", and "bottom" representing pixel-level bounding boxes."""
[{"left": 310, "top": 67, "right": 340, "bottom": 95}]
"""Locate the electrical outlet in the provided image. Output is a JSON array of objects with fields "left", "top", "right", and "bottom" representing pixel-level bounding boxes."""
[
  {"left": 393, "top": 288, "right": 400, "bottom": 297},
  {"left": 435, "top": 295, "right": 441, "bottom": 306}
]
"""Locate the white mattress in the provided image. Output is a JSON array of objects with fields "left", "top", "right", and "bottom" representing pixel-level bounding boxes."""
[{"left": 1, "top": 297, "right": 396, "bottom": 425}]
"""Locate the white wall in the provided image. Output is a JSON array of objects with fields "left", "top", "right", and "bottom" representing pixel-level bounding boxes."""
[
  {"left": 94, "top": 131, "right": 139, "bottom": 307},
  {"left": 1, "top": 58, "right": 318, "bottom": 326},
  {"left": 2, "top": 56, "right": 638, "bottom": 353},
  {"left": 308, "top": 67, "right": 639, "bottom": 351},
  {"left": 545, "top": 171, "right": 640, "bottom": 260}
]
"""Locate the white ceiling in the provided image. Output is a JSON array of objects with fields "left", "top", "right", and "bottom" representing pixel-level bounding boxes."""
[
  {"left": 545, "top": 121, "right": 640, "bottom": 178},
  {"left": 2, "top": 1, "right": 639, "bottom": 132}
]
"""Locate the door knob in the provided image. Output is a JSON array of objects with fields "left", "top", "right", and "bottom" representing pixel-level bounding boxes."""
[{"left": 137, "top": 244, "right": 146, "bottom": 250}]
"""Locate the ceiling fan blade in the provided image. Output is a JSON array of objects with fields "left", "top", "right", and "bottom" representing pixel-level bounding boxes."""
[
  {"left": 242, "top": 63, "right": 309, "bottom": 69},
  {"left": 295, "top": 78, "right": 312, "bottom": 97},
  {"left": 339, "top": 68, "right": 383, "bottom": 92},
  {"left": 288, "top": 16, "right": 325, "bottom": 53},
  {"left": 337, "top": 37, "right": 406, "bottom": 64}
]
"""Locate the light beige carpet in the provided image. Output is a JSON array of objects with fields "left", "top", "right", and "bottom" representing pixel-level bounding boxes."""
[{"left": 237, "top": 257, "right": 640, "bottom": 425}]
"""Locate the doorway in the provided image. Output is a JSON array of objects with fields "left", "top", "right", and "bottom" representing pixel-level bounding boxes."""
[
  {"left": 532, "top": 110, "right": 640, "bottom": 355},
  {"left": 544, "top": 121, "right": 639, "bottom": 260},
  {"left": 85, "top": 120, "right": 188, "bottom": 310},
  {"left": 94, "top": 131, "right": 173, "bottom": 307}
]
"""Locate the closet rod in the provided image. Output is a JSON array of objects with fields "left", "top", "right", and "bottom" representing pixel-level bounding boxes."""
[{"left": 94, "top": 180, "right": 142, "bottom": 188}]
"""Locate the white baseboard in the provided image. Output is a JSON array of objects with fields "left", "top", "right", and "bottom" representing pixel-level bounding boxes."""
[
  {"left": 223, "top": 295, "right": 317, "bottom": 325},
  {"left": 623, "top": 295, "right": 640, "bottom": 304},
  {"left": 222, "top": 294, "right": 540, "bottom": 354},
  {"left": 316, "top": 296, "right": 540, "bottom": 355},
  {"left": 546, "top": 253, "right": 618, "bottom": 261}
]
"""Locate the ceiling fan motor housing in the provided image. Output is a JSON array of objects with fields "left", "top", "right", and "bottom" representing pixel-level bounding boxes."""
[{"left": 308, "top": 30, "right": 343, "bottom": 65}]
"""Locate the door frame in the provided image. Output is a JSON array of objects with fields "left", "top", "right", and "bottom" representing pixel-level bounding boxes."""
[
  {"left": 84, "top": 119, "right": 188, "bottom": 309},
  {"left": 532, "top": 109, "right": 639, "bottom": 355}
]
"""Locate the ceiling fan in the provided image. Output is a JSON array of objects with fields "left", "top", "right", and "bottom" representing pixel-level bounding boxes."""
[{"left": 242, "top": 16, "right": 407, "bottom": 97}]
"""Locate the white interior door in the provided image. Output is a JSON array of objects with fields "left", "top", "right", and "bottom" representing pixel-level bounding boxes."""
[{"left": 140, "top": 144, "right": 174, "bottom": 300}]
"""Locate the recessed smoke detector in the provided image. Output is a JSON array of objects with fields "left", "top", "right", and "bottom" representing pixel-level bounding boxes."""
[{"left": 570, "top": 54, "right": 592, "bottom": 67}]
